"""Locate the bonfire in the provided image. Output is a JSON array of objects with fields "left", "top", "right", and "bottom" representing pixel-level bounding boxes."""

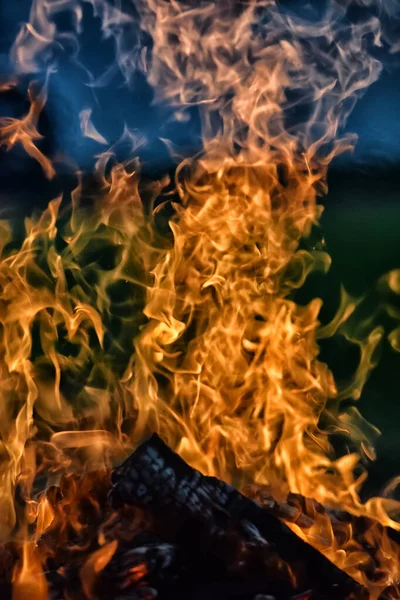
[{"left": 0, "top": 0, "right": 400, "bottom": 598}]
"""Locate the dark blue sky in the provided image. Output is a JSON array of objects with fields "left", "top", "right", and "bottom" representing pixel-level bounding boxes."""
[{"left": 1, "top": 0, "right": 400, "bottom": 175}]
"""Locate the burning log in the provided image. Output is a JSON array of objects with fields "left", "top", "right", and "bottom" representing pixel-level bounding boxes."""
[
  {"left": 109, "top": 433, "right": 369, "bottom": 600},
  {"left": 4, "top": 434, "right": 397, "bottom": 599}
]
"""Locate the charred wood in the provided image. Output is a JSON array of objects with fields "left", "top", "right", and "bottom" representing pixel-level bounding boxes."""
[{"left": 109, "top": 433, "right": 369, "bottom": 599}]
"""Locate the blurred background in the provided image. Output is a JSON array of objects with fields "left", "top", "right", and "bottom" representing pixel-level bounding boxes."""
[{"left": 1, "top": 0, "right": 400, "bottom": 498}]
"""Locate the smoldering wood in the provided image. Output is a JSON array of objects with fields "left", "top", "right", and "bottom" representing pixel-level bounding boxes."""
[{"left": 109, "top": 433, "right": 369, "bottom": 599}]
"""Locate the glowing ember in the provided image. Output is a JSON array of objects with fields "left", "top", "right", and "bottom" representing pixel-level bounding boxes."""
[{"left": 0, "top": 0, "right": 400, "bottom": 598}]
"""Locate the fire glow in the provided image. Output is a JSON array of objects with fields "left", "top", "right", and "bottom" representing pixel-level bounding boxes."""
[{"left": 1, "top": 0, "right": 400, "bottom": 598}]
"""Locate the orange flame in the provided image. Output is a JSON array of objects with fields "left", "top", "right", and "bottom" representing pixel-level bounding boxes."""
[
  {"left": 1, "top": 0, "right": 400, "bottom": 598},
  {"left": 80, "top": 540, "right": 118, "bottom": 600},
  {"left": 12, "top": 542, "right": 48, "bottom": 600},
  {"left": 0, "top": 82, "right": 55, "bottom": 179}
]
